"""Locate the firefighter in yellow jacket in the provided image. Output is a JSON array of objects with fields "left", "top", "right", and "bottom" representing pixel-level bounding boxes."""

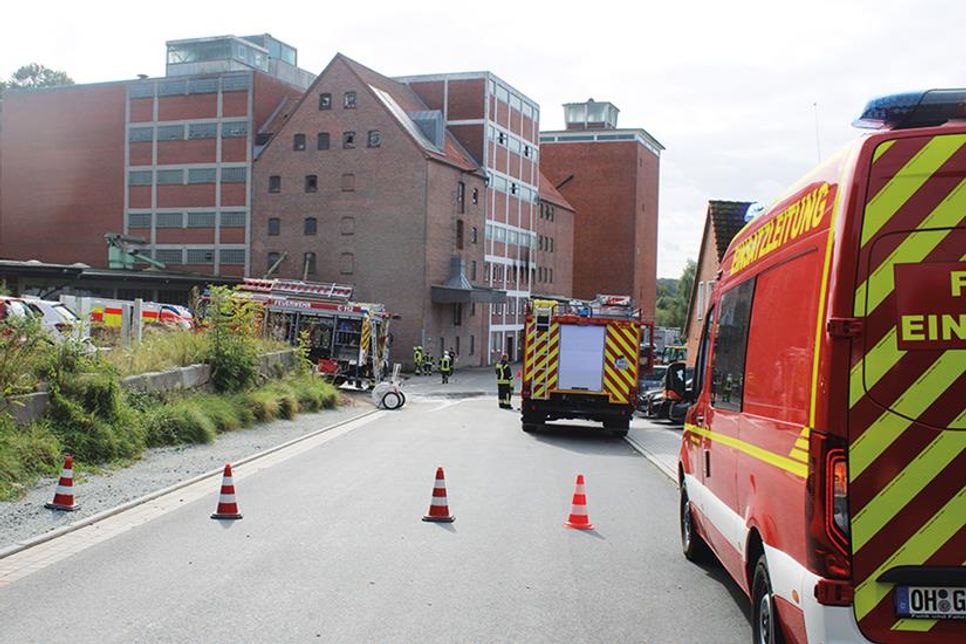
[{"left": 495, "top": 353, "right": 513, "bottom": 409}]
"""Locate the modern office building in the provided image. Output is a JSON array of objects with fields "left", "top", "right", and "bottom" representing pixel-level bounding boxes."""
[
  {"left": 0, "top": 34, "right": 313, "bottom": 279},
  {"left": 539, "top": 99, "right": 663, "bottom": 319},
  {"left": 397, "top": 71, "right": 543, "bottom": 360}
]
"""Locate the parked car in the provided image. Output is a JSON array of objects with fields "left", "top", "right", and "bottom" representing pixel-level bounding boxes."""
[
  {"left": 0, "top": 295, "right": 36, "bottom": 322},
  {"left": 22, "top": 298, "right": 95, "bottom": 350}
]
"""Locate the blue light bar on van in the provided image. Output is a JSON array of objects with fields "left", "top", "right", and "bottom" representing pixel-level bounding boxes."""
[{"left": 853, "top": 89, "right": 966, "bottom": 129}]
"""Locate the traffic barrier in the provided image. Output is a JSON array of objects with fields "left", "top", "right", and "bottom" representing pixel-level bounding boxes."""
[
  {"left": 45, "top": 455, "right": 80, "bottom": 511},
  {"left": 422, "top": 467, "right": 455, "bottom": 523},
  {"left": 564, "top": 473, "right": 594, "bottom": 530},
  {"left": 210, "top": 464, "right": 243, "bottom": 520}
]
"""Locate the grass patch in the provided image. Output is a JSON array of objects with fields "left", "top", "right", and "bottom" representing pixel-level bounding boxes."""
[{"left": 0, "top": 418, "right": 62, "bottom": 501}]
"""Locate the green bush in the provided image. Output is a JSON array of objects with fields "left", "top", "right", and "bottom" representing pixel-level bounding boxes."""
[
  {"left": 0, "top": 417, "right": 61, "bottom": 501},
  {"left": 244, "top": 389, "right": 280, "bottom": 422},
  {"left": 143, "top": 400, "right": 216, "bottom": 446},
  {"left": 206, "top": 286, "right": 262, "bottom": 393}
]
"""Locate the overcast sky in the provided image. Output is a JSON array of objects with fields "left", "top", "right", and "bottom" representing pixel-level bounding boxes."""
[{"left": 3, "top": 0, "right": 962, "bottom": 278}]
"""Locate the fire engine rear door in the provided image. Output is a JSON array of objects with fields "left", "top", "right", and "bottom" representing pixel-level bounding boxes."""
[{"left": 848, "top": 132, "right": 966, "bottom": 642}]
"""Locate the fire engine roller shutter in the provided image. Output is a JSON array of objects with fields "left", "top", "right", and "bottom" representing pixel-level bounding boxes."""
[{"left": 848, "top": 132, "right": 966, "bottom": 642}]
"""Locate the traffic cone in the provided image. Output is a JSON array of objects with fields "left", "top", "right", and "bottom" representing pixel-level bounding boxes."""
[
  {"left": 210, "top": 463, "right": 243, "bottom": 520},
  {"left": 422, "top": 467, "right": 455, "bottom": 523},
  {"left": 564, "top": 474, "right": 594, "bottom": 530},
  {"left": 45, "top": 455, "right": 80, "bottom": 511}
]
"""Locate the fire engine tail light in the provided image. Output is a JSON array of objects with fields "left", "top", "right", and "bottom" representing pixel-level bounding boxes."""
[{"left": 806, "top": 431, "right": 851, "bottom": 582}]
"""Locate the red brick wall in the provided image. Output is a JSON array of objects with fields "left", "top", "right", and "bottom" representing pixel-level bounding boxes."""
[
  {"left": 158, "top": 94, "right": 217, "bottom": 121},
  {"left": 446, "top": 79, "right": 485, "bottom": 120},
  {"left": 685, "top": 217, "right": 718, "bottom": 365},
  {"left": 407, "top": 81, "right": 444, "bottom": 111},
  {"left": 155, "top": 228, "right": 216, "bottom": 244},
  {"left": 158, "top": 139, "right": 216, "bottom": 165},
  {"left": 157, "top": 184, "right": 215, "bottom": 208},
  {"left": 448, "top": 124, "right": 484, "bottom": 166},
  {"left": 535, "top": 200, "right": 574, "bottom": 298},
  {"left": 0, "top": 84, "right": 127, "bottom": 265},
  {"left": 540, "top": 139, "right": 659, "bottom": 316},
  {"left": 253, "top": 73, "right": 306, "bottom": 132}
]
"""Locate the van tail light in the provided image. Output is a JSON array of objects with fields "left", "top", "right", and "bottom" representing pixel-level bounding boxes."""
[
  {"left": 806, "top": 431, "right": 852, "bottom": 586},
  {"left": 665, "top": 389, "right": 681, "bottom": 401},
  {"left": 814, "top": 579, "right": 854, "bottom": 606}
]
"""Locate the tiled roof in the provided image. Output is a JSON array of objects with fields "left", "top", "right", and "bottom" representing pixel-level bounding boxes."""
[
  {"left": 708, "top": 200, "right": 751, "bottom": 262},
  {"left": 338, "top": 55, "right": 480, "bottom": 173},
  {"left": 538, "top": 172, "right": 575, "bottom": 212}
]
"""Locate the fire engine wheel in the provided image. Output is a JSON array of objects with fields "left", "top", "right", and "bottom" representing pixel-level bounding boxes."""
[
  {"left": 679, "top": 482, "right": 712, "bottom": 564},
  {"left": 603, "top": 418, "right": 629, "bottom": 437},
  {"left": 752, "top": 554, "right": 786, "bottom": 644},
  {"left": 381, "top": 391, "right": 405, "bottom": 410}
]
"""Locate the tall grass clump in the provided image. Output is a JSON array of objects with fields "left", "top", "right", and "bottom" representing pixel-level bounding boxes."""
[
  {"left": 102, "top": 330, "right": 209, "bottom": 378},
  {"left": 206, "top": 286, "right": 261, "bottom": 393},
  {"left": 0, "top": 416, "right": 61, "bottom": 501}
]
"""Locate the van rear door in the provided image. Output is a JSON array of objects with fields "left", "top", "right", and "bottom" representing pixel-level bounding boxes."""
[{"left": 848, "top": 131, "right": 966, "bottom": 642}]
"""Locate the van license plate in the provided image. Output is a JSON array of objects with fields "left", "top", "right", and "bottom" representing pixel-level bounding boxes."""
[{"left": 895, "top": 586, "right": 966, "bottom": 619}]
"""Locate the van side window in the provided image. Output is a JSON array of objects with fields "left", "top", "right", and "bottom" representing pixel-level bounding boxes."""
[
  {"left": 711, "top": 279, "right": 756, "bottom": 411},
  {"left": 693, "top": 306, "right": 714, "bottom": 396}
]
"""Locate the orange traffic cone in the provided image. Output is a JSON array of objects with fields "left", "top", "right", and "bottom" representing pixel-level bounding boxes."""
[
  {"left": 210, "top": 463, "right": 243, "bottom": 520},
  {"left": 564, "top": 473, "right": 594, "bottom": 530},
  {"left": 45, "top": 455, "right": 80, "bottom": 511},
  {"left": 422, "top": 467, "right": 455, "bottom": 523}
]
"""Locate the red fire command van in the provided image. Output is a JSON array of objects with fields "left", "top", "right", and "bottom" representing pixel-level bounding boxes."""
[{"left": 677, "top": 90, "right": 966, "bottom": 643}]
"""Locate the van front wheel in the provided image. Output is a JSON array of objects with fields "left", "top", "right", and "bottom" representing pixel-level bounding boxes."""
[
  {"left": 680, "top": 481, "right": 712, "bottom": 564},
  {"left": 751, "top": 554, "right": 786, "bottom": 644}
]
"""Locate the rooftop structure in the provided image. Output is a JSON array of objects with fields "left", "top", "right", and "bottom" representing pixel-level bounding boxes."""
[{"left": 165, "top": 34, "right": 314, "bottom": 89}]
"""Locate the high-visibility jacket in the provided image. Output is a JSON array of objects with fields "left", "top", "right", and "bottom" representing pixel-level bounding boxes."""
[
  {"left": 495, "top": 362, "right": 512, "bottom": 384},
  {"left": 440, "top": 355, "right": 452, "bottom": 373},
  {"left": 413, "top": 347, "right": 423, "bottom": 363}
]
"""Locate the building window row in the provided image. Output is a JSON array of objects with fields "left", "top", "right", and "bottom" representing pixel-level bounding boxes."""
[
  {"left": 317, "top": 91, "right": 357, "bottom": 110},
  {"left": 487, "top": 79, "right": 538, "bottom": 121},
  {"left": 127, "top": 211, "right": 247, "bottom": 229},
  {"left": 487, "top": 124, "right": 537, "bottom": 160},
  {"left": 539, "top": 235, "right": 555, "bottom": 253},
  {"left": 128, "top": 166, "right": 246, "bottom": 185},
  {"left": 489, "top": 172, "right": 538, "bottom": 203},
  {"left": 293, "top": 130, "right": 380, "bottom": 151},
  {"left": 268, "top": 173, "right": 356, "bottom": 194},
  {"left": 150, "top": 246, "right": 246, "bottom": 266},
  {"left": 539, "top": 202, "right": 556, "bottom": 221},
  {"left": 128, "top": 74, "right": 250, "bottom": 99},
  {"left": 537, "top": 266, "right": 555, "bottom": 284},
  {"left": 128, "top": 120, "right": 248, "bottom": 143},
  {"left": 267, "top": 216, "right": 321, "bottom": 236},
  {"left": 485, "top": 222, "right": 537, "bottom": 249}
]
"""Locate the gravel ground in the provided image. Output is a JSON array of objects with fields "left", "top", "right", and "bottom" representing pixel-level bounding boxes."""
[{"left": 0, "top": 393, "right": 374, "bottom": 552}]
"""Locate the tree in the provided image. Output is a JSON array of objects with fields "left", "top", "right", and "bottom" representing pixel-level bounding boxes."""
[
  {"left": 655, "top": 259, "right": 696, "bottom": 331},
  {"left": 2, "top": 63, "right": 73, "bottom": 91}
]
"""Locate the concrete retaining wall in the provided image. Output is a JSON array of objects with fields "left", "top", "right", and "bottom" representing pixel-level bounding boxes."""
[{"left": 5, "top": 350, "right": 296, "bottom": 426}]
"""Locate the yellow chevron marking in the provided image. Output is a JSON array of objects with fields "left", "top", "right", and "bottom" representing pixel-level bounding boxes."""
[
  {"left": 854, "top": 487, "right": 966, "bottom": 621},
  {"left": 794, "top": 438, "right": 809, "bottom": 451},
  {"left": 788, "top": 449, "right": 808, "bottom": 464},
  {"left": 685, "top": 423, "right": 807, "bottom": 478},
  {"left": 873, "top": 139, "right": 896, "bottom": 163},
  {"left": 850, "top": 328, "right": 904, "bottom": 408},
  {"left": 860, "top": 134, "right": 966, "bottom": 247},
  {"left": 851, "top": 351, "right": 966, "bottom": 478},
  {"left": 852, "top": 430, "right": 966, "bottom": 552},
  {"left": 607, "top": 330, "right": 637, "bottom": 360},
  {"left": 854, "top": 179, "right": 966, "bottom": 317}
]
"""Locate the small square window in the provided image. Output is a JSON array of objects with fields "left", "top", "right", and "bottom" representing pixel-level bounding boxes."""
[
  {"left": 268, "top": 218, "right": 280, "bottom": 236},
  {"left": 317, "top": 132, "right": 330, "bottom": 150},
  {"left": 340, "top": 252, "right": 354, "bottom": 274},
  {"left": 341, "top": 216, "right": 355, "bottom": 235},
  {"left": 471, "top": 226, "right": 478, "bottom": 244},
  {"left": 304, "top": 252, "right": 317, "bottom": 275},
  {"left": 472, "top": 188, "right": 479, "bottom": 205},
  {"left": 524, "top": 145, "right": 531, "bottom": 158},
  {"left": 305, "top": 175, "right": 318, "bottom": 192},
  {"left": 498, "top": 131, "right": 506, "bottom": 145},
  {"left": 319, "top": 93, "right": 332, "bottom": 110},
  {"left": 304, "top": 217, "right": 317, "bottom": 236},
  {"left": 267, "top": 252, "right": 281, "bottom": 272},
  {"left": 367, "top": 130, "right": 381, "bottom": 148},
  {"left": 343, "top": 131, "right": 356, "bottom": 149},
  {"left": 293, "top": 133, "right": 306, "bottom": 151},
  {"left": 343, "top": 91, "right": 357, "bottom": 109},
  {"left": 341, "top": 173, "right": 355, "bottom": 192},
  {"left": 269, "top": 175, "right": 281, "bottom": 193}
]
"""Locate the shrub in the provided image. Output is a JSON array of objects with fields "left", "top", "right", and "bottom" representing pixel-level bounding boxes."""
[
  {"left": 206, "top": 286, "right": 262, "bottom": 393},
  {"left": 144, "top": 400, "right": 216, "bottom": 446}
]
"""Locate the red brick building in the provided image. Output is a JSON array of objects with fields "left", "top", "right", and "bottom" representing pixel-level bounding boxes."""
[
  {"left": 534, "top": 173, "right": 575, "bottom": 298},
  {"left": 683, "top": 200, "right": 750, "bottom": 365},
  {"left": 539, "top": 100, "right": 663, "bottom": 319},
  {"left": 0, "top": 34, "right": 311, "bottom": 279},
  {"left": 397, "top": 71, "right": 543, "bottom": 360},
  {"left": 251, "top": 55, "right": 504, "bottom": 366}
]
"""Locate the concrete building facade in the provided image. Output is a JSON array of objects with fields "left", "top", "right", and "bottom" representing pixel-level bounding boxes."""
[
  {"left": 0, "top": 34, "right": 311, "bottom": 278},
  {"left": 539, "top": 99, "right": 663, "bottom": 320},
  {"left": 250, "top": 54, "right": 502, "bottom": 367}
]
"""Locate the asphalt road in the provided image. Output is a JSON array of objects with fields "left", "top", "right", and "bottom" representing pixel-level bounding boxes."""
[{"left": 0, "top": 393, "right": 751, "bottom": 643}]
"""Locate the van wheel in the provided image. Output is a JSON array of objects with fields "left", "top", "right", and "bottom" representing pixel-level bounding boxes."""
[
  {"left": 680, "top": 481, "right": 712, "bottom": 564},
  {"left": 752, "top": 554, "right": 785, "bottom": 644},
  {"left": 381, "top": 391, "right": 404, "bottom": 410}
]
